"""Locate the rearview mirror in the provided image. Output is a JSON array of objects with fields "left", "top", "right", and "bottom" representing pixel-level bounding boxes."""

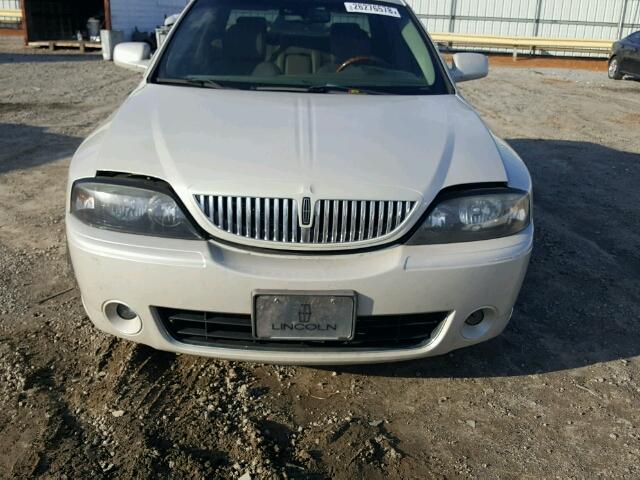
[
  {"left": 450, "top": 53, "right": 489, "bottom": 82},
  {"left": 113, "top": 42, "right": 151, "bottom": 72}
]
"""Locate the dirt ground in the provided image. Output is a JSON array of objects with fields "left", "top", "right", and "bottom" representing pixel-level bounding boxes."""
[{"left": 0, "top": 47, "right": 639, "bottom": 480}]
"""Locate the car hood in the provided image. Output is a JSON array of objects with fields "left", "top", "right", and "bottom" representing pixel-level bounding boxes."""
[{"left": 80, "top": 84, "right": 507, "bottom": 226}]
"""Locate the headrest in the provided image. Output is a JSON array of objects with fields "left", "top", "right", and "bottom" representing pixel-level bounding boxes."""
[
  {"left": 223, "top": 18, "right": 267, "bottom": 61},
  {"left": 236, "top": 16, "right": 268, "bottom": 30},
  {"left": 329, "top": 23, "right": 371, "bottom": 63}
]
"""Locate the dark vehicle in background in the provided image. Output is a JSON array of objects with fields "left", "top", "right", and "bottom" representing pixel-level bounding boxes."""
[{"left": 609, "top": 31, "right": 640, "bottom": 80}]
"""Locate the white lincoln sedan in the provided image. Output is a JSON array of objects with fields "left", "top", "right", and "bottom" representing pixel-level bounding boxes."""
[{"left": 66, "top": 0, "right": 533, "bottom": 364}]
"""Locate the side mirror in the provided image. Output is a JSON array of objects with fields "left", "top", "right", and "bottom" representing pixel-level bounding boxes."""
[
  {"left": 450, "top": 53, "right": 489, "bottom": 82},
  {"left": 113, "top": 42, "right": 151, "bottom": 71}
]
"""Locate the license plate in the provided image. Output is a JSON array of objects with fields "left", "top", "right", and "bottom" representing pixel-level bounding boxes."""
[{"left": 252, "top": 290, "right": 357, "bottom": 341}]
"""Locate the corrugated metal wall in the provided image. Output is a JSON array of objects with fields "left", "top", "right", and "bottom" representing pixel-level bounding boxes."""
[
  {"left": 0, "top": 0, "right": 20, "bottom": 8},
  {"left": 409, "top": 0, "right": 640, "bottom": 57},
  {"left": 0, "top": 0, "right": 21, "bottom": 30},
  {"left": 111, "top": 0, "right": 188, "bottom": 40}
]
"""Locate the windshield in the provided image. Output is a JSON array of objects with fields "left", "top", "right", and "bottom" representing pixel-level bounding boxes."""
[{"left": 151, "top": 0, "right": 452, "bottom": 95}]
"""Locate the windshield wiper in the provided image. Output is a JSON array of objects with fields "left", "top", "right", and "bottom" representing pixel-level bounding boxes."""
[
  {"left": 155, "top": 77, "right": 236, "bottom": 90},
  {"left": 307, "top": 84, "right": 385, "bottom": 95},
  {"left": 156, "top": 79, "right": 388, "bottom": 95},
  {"left": 250, "top": 85, "right": 310, "bottom": 93},
  {"left": 253, "top": 84, "right": 385, "bottom": 95}
]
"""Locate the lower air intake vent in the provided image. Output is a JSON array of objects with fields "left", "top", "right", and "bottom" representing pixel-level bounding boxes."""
[{"left": 156, "top": 307, "right": 447, "bottom": 351}]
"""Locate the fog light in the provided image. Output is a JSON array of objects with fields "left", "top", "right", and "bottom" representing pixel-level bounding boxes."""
[
  {"left": 103, "top": 301, "right": 142, "bottom": 335},
  {"left": 465, "top": 310, "right": 485, "bottom": 326},
  {"left": 116, "top": 303, "right": 137, "bottom": 320}
]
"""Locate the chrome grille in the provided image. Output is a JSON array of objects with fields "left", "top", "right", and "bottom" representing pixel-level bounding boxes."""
[{"left": 195, "top": 196, "right": 417, "bottom": 245}]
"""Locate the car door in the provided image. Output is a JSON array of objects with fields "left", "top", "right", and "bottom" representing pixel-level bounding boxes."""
[
  {"left": 617, "top": 34, "right": 635, "bottom": 74},
  {"left": 628, "top": 32, "right": 640, "bottom": 76}
]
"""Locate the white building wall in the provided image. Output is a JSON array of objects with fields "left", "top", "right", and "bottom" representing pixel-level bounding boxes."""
[{"left": 111, "top": 0, "right": 189, "bottom": 40}]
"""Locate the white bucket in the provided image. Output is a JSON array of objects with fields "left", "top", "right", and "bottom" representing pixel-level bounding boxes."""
[
  {"left": 155, "top": 26, "right": 172, "bottom": 50},
  {"left": 87, "top": 18, "right": 101, "bottom": 38},
  {"left": 101, "top": 30, "right": 125, "bottom": 61}
]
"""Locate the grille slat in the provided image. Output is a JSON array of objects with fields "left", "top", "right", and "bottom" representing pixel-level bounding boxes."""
[
  {"left": 340, "top": 201, "right": 348, "bottom": 242},
  {"left": 313, "top": 202, "right": 322, "bottom": 243},
  {"left": 255, "top": 198, "right": 261, "bottom": 240},
  {"left": 225, "top": 197, "right": 232, "bottom": 233},
  {"left": 235, "top": 197, "right": 241, "bottom": 236},
  {"left": 291, "top": 200, "right": 298, "bottom": 243},
  {"left": 274, "top": 198, "right": 280, "bottom": 242},
  {"left": 196, "top": 195, "right": 416, "bottom": 246},
  {"left": 245, "top": 198, "right": 251, "bottom": 238},
  {"left": 349, "top": 201, "right": 357, "bottom": 242},
  {"left": 331, "top": 201, "right": 339, "bottom": 243},
  {"left": 395, "top": 201, "right": 403, "bottom": 231},
  {"left": 322, "top": 200, "right": 330, "bottom": 244},
  {"left": 283, "top": 199, "right": 289, "bottom": 243},
  {"left": 358, "top": 202, "right": 366, "bottom": 241},
  {"left": 367, "top": 201, "right": 375, "bottom": 240},
  {"left": 265, "top": 198, "right": 271, "bottom": 241},
  {"left": 376, "top": 201, "right": 384, "bottom": 237},
  {"left": 176, "top": 328, "right": 254, "bottom": 341},
  {"left": 386, "top": 201, "right": 394, "bottom": 235}
]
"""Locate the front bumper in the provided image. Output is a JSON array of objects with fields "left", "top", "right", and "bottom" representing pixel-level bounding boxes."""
[{"left": 66, "top": 215, "right": 533, "bottom": 365}]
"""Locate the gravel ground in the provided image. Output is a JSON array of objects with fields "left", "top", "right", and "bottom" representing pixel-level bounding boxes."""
[{"left": 0, "top": 49, "right": 639, "bottom": 479}]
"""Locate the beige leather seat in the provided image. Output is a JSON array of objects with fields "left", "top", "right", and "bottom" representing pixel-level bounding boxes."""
[
  {"left": 275, "top": 47, "right": 327, "bottom": 75},
  {"left": 215, "top": 17, "right": 281, "bottom": 76}
]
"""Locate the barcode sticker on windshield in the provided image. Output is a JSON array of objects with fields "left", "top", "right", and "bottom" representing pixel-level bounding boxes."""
[{"left": 344, "top": 3, "right": 401, "bottom": 18}]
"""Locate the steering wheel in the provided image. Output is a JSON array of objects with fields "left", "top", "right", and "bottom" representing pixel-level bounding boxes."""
[{"left": 336, "top": 55, "right": 389, "bottom": 73}]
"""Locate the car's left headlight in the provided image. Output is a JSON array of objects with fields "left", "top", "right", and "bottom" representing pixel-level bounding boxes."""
[
  {"left": 407, "top": 188, "right": 531, "bottom": 245},
  {"left": 70, "top": 179, "right": 202, "bottom": 240}
]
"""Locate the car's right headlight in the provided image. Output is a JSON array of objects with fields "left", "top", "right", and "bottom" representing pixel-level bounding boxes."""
[
  {"left": 407, "top": 188, "right": 531, "bottom": 245},
  {"left": 70, "top": 179, "right": 202, "bottom": 240}
]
